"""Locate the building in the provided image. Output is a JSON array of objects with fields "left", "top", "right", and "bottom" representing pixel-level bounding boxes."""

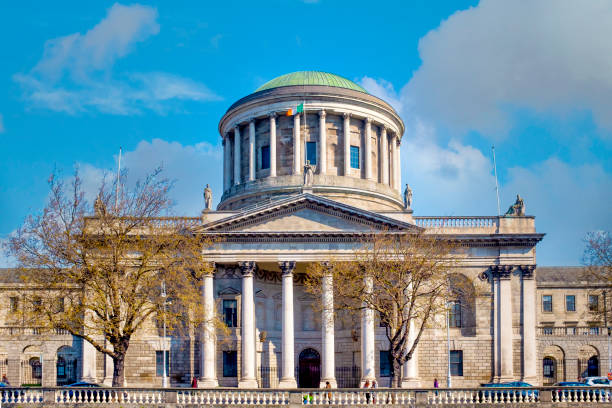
[{"left": 0, "top": 71, "right": 608, "bottom": 388}]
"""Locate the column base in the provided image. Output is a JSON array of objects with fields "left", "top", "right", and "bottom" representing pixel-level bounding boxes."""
[
  {"left": 198, "top": 378, "right": 219, "bottom": 388},
  {"left": 494, "top": 375, "right": 515, "bottom": 383},
  {"left": 521, "top": 376, "right": 538, "bottom": 386},
  {"left": 401, "top": 378, "right": 421, "bottom": 388},
  {"left": 238, "top": 378, "right": 258, "bottom": 388},
  {"left": 278, "top": 378, "right": 297, "bottom": 388},
  {"left": 102, "top": 377, "right": 113, "bottom": 387},
  {"left": 319, "top": 378, "right": 337, "bottom": 388}
]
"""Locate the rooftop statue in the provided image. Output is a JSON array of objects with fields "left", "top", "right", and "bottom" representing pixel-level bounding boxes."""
[
  {"left": 204, "top": 184, "right": 212, "bottom": 210},
  {"left": 94, "top": 194, "right": 106, "bottom": 216},
  {"left": 505, "top": 194, "right": 525, "bottom": 216},
  {"left": 403, "top": 184, "right": 412, "bottom": 210},
  {"left": 304, "top": 161, "right": 314, "bottom": 186}
]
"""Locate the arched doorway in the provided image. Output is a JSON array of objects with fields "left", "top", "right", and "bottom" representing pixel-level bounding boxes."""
[
  {"left": 587, "top": 356, "right": 599, "bottom": 377},
  {"left": 298, "top": 348, "right": 320, "bottom": 388},
  {"left": 578, "top": 345, "right": 600, "bottom": 379}
]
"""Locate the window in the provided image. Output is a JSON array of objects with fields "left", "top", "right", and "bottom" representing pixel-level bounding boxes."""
[
  {"left": 380, "top": 350, "right": 392, "bottom": 377},
  {"left": 566, "top": 295, "right": 576, "bottom": 312},
  {"left": 223, "top": 300, "right": 237, "bottom": 327},
  {"left": 223, "top": 351, "right": 237, "bottom": 377},
  {"left": 306, "top": 141, "right": 317, "bottom": 165},
  {"left": 449, "top": 300, "right": 462, "bottom": 328},
  {"left": 450, "top": 350, "right": 463, "bottom": 376},
  {"left": 9, "top": 297, "right": 18, "bottom": 313},
  {"left": 261, "top": 145, "right": 270, "bottom": 170},
  {"left": 155, "top": 350, "right": 170, "bottom": 377},
  {"left": 588, "top": 295, "right": 599, "bottom": 312},
  {"left": 29, "top": 357, "right": 42, "bottom": 379},
  {"left": 543, "top": 357, "right": 555, "bottom": 378},
  {"left": 56, "top": 297, "right": 65, "bottom": 313},
  {"left": 57, "top": 356, "right": 66, "bottom": 378},
  {"left": 542, "top": 295, "right": 553, "bottom": 312},
  {"left": 350, "top": 146, "right": 360, "bottom": 169}
]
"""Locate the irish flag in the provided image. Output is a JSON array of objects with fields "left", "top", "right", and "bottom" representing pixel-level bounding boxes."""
[{"left": 286, "top": 103, "right": 304, "bottom": 116}]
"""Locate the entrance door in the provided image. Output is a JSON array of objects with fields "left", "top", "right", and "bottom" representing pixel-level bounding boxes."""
[{"left": 298, "top": 348, "right": 320, "bottom": 388}]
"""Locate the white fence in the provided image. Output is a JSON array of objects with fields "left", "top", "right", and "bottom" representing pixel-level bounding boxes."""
[{"left": 0, "top": 386, "right": 610, "bottom": 405}]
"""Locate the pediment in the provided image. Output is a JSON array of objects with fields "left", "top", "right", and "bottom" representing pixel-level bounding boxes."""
[
  {"left": 197, "top": 194, "right": 419, "bottom": 234},
  {"left": 217, "top": 287, "right": 240, "bottom": 296}
]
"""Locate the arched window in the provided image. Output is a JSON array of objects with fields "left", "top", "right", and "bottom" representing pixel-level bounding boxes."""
[
  {"left": 29, "top": 357, "right": 41, "bottom": 380},
  {"left": 449, "top": 300, "right": 462, "bottom": 328}
]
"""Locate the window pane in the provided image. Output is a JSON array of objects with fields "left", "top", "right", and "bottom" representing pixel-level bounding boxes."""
[
  {"left": 380, "top": 350, "right": 392, "bottom": 377},
  {"left": 223, "top": 300, "right": 237, "bottom": 327},
  {"left": 543, "top": 358, "right": 555, "bottom": 377},
  {"left": 350, "top": 146, "right": 360, "bottom": 169},
  {"left": 449, "top": 301, "right": 462, "bottom": 328},
  {"left": 261, "top": 146, "right": 270, "bottom": 169},
  {"left": 450, "top": 350, "right": 463, "bottom": 376},
  {"left": 223, "top": 351, "right": 237, "bottom": 377},
  {"left": 155, "top": 350, "right": 170, "bottom": 377},
  {"left": 589, "top": 295, "right": 599, "bottom": 311},
  {"left": 306, "top": 142, "right": 317, "bottom": 165},
  {"left": 542, "top": 295, "right": 552, "bottom": 312},
  {"left": 566, "top": 295, "right": 575, "bottom": 312}
]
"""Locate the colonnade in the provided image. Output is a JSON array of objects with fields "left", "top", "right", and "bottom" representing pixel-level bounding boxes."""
[
  {"left": 198, "top": 262, "right": 413, "bottom": 388},
  {"left": 222, "top": 111, "right": 402, "bottom": 193}
]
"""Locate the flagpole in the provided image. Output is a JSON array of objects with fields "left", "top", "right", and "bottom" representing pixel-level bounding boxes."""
[
  {"left": 115, "top": 146, "right": 122, "bottom": 211},
  {"left": 492, "top": 145, "right": 501, "bottom": 216}
]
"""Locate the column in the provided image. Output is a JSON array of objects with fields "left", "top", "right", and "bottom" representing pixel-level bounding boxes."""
[
  {"left": 320, "top": 269, "right": 337, "bottom": 388},
  {"left": 238, "top": 261, "right": 258, "bottom": 388},
  {"left": 223, "top": 136, "right": 231, "bottom": 191},
  {"left": 293, "top": 114, "right": 301, "bottom": 174},
  {"left": 234, "top": 126, "right": 241, "bottom": 185},
  {"left": 248, "top": 119, "right": 256, "bottom": 181},
  {"left": 361, "top": 275, "right": 375, "bottom": 384},
  {"left": 269, "top": 113, "right": 277, "bottom": 177},
  {"left": 521, "top": 265, "right": 537, "bottom": 384},
  {"left": 81, "top": 338, "right": 97, "bottom": 382},
  {"left": 381, "top": 127, "right": 389, "bottom": 185},
  {"left": 364, "top": 118, "right": 372, "bottom": 180},
  {"left": 343, "top": 113, "right": 351, "bottom": 176},
  {"left": 401, "top": 320, "right": 420, "bottom": 387},
  {"left": 319, "top": 110, "right": 327, "bottom": 175},
  {"left": 102, "top": 339, "right": 114, "bottom": 386},
  {"left": 279, "top": 261, "right": 297, "bottom": 388},
  {"left": 390, "top": 133, "right": 397, "bottom": 190},
  {"left": 200, "top": 268, "right": 218, "bottom": 387},
  {"left": 493, "top": 265, "right": 514, "bottom": 381},
  {"left": 396, "top": 137, "right": 402, "bottom": 191}
]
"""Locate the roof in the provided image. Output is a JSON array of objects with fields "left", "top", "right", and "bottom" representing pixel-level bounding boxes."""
[
  {"left": 536, "top": 266, "right": 604, "bottom": 286},
  {"left": 255, "top": 71, "right": 368, "bottom": 94}
]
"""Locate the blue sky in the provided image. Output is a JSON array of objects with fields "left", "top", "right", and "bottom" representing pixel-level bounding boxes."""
[{"left": 1, "top": 0, "right": 611, "bottom": 266}]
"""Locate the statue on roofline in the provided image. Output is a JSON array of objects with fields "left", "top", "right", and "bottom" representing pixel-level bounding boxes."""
[
  {"left": 304, "top": 161, "right": 314, "bottom": 186},
  {"left": 505, "top": 194, "right": 525, "bottom": 216},
  {"left": 203, "top": 184, "right": 212, "bottom": 210},
  {"left": 403, "top": 184, "right": 412, "bottom": 210}
]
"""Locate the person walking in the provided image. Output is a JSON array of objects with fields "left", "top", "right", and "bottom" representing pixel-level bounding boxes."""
[
  {"left": 434, "top": 378, "right": 439, "bottom": 396},
  {"left": 2, "top": 374, "right": 9, "bottom": 385},
  {"left": 363, "top": 380, "right": 371, "bottom": 403},
  {"left": 325, "top": 381, "right": 332, "bottom": 404},
  {"left": 191, "top": 376, "right": 198, "bottom": 388},
  {"left": 371, "top": 379, "right": 378, "bottom": 403}
]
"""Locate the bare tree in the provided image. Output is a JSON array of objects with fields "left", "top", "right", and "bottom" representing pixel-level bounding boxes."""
[
  {"left": 5, "top": 167, "right": 219, "bottom": 386},
  {"left": 583, "top": 231, "right": 612, "bottom": 324},
  {"left": 305, "top": 232, "right": 461, "bottom": 387}
]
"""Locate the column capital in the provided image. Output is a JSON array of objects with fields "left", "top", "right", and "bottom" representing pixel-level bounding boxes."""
[
  {"left": 381, "top": 125, "right": 387, "bottom": 134},
  {"left": 520, "top": 264, "right": 536, "bottom": 279},
  {"left": 343, "top": 112, "right": 351, "bottom": 119},
  {"left": 249, "top": 118, "right": 255, "bottom": 124},
  {"left": 269, "top": 112, "right": 277, "bottom": 119},
  {"left": 234, "top": 124, "right": 241, "bottom": 131},
  {"left": 319, "top": 109, "right": 326, "bottom": 118},
  {"left": 279, "top": 261, "right": 296, "bottom": 276},
  {"left": 491, "top": 265, "right": 514, "bottom": 280},
  {"left": 238, "top": 261, "right": 256, "bottom": 277},
  {"left": 201, "top": 261, "right": 216, "bottom": 278},
  {"left": 365, "top": 117, "right": 372, "bottom": 124}
]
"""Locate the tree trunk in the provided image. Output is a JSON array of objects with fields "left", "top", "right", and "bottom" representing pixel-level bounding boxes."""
[
  {"left": 112, "top": 353, "right": 125, "bottom": 387},
  {"left": 392, "top": 359, "right": 402, "bottom": 388}
]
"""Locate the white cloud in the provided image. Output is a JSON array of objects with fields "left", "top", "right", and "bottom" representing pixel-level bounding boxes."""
[
  {"left": 404, "top": 0, "right": 612, "bottom": 137},
  {"left": 79, "top": 139, "right": 223, "bottom": 216},
  {"left": 14, "top": 3, "right": 219, "bottom": 115},
  {"left": 0, "top": 113, "right": 4, "bottom": 133}
]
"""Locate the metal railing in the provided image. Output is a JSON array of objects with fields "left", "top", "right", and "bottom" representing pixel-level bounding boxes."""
[{"left": 0, "top": 386, "right": 610, "bottom": 405}]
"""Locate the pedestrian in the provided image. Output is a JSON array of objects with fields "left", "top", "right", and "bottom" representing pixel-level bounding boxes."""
[
  {"left": 434, "top": 378, "right": 439, "bottom": 396},
  {"left": 1, "top": 374, "right": 9, "bottom": 385},
  {"left": 363, "top": 380, "right": 371, "bottom": 403},
  {"left": 191, "top": 376, "right": 198, "bottom": 388},
  {"left": 371, "top": 379, "right": 377, "bottom": 403},
  {"left": 325, "top": 381, "right": 332, "bottom": 404}
]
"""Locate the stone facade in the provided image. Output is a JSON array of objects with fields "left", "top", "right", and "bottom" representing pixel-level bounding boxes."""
[{"left": 0, "top": 72, "right": 606, "bottom": 389}]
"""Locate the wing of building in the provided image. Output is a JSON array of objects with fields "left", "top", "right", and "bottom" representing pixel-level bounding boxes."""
[{"left": 0, "top": 71, "right": 606, "bottom": 388}]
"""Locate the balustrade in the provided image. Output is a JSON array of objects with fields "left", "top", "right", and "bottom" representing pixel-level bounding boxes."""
[{"left": 413, "top": 216, "right": 498, "bottom": 231}]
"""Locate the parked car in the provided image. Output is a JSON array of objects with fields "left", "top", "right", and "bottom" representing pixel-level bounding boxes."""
[
  {"left": 553, "top": 381, "right": 592, "bottom": 400},
  {"left": 479, "top": 381, "right": 538, "bottom": 402},
  {"left": 60, "top": 382, "right": 109, "bottom": 403},
  {"left": 583, "top": 377, "right": 611, "bottom": 386}
]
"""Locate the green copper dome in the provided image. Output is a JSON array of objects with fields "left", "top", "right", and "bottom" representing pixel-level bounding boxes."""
[{"left": 255, "top": 71, "right": 368, "bottom": 94}]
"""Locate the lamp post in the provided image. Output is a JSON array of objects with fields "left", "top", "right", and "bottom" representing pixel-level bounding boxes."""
[
  {"left": 161, "top": 281, "right": 168, "bottom": 388},
  {"left": 605, "top": 291, "right": 611, "bottom": 376}
]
